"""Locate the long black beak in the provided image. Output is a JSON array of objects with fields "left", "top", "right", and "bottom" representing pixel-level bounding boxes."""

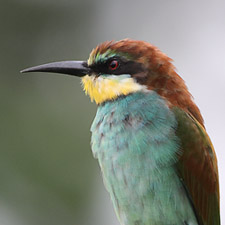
[{"left": 21, "top": 61, "right": 90, "bottom": 77}]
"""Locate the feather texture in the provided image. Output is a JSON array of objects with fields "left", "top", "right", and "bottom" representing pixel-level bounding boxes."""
[
  {"left": 173, "top": 107, "right": 220, "bottom": 225},
  {"left": 87, "top": 39, "right": 220, "bottom": 225},
  {"left": 91, "top": 91, "right": 200, "bottom": 225}
]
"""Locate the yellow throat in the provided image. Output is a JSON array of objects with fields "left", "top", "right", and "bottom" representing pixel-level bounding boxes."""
[{"left": 81, "top": 75, "right": 145, "bottom": 104}]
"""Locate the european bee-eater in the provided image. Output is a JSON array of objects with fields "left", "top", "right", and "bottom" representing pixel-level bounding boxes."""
[{"left": 21, "top": 39, "right": 220, "bottom": 225}]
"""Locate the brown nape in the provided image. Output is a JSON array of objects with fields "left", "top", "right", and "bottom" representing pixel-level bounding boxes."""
[
  {"left": 146, "top": 69, "right": 204, "bottom": 127},
  {"left": 143, "top": 44, "right": 204, "bottom": 127},
  {"left": 92, "top": 39, "right": 204, "bottom": 127}
]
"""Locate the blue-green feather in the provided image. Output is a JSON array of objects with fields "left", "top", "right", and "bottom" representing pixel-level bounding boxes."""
[{"left": 91, "top": 91, "right": 198, "bottom": 225}]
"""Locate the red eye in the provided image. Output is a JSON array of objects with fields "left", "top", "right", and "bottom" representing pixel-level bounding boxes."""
[{"left": 109, "top": 60, "right": 119, "bottom": 70}]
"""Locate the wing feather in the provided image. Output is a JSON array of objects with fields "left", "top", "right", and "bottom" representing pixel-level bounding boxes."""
[{"left": 173, "top": 107, "right": 220, "bottom": 225}]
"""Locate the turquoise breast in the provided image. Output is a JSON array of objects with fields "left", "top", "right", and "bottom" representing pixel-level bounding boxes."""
[{"left": 91, "top": 91, "right": 198, "bottom": 225}]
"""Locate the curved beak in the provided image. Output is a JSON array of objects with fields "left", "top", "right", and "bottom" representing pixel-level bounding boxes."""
[{"left": 21, "top": 61, "right": 90, "bottom": 77}]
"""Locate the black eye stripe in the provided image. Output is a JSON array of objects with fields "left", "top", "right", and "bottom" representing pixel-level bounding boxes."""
[{"left": 90, "top": 57, "right": 145, "bottom": 75}]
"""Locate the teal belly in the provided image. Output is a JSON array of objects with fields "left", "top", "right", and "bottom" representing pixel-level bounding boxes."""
[{"left": 91, "top": 92, "right": 198, "bottom": 225}]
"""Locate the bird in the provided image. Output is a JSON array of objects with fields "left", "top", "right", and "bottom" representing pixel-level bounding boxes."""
[{"left": 21, "top": 39, "right": 220, "bottom": 225}]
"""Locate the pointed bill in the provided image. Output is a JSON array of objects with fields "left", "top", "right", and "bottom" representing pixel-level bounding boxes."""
[{"left": 21, "top": 61, "right": 90, "bottom": 77}]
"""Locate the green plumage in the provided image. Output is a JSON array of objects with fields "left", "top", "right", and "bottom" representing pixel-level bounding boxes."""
[
  {"left": 174, "top": 108, "right": 220, "bottom": 225},
  {"left": 91, "top": 91, "right": 198, "bottom": 225},
  {"left": 22, "top": 38, "right": 220, "bottom": 225}
]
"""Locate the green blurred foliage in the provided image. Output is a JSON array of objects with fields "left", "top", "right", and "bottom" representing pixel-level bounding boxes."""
[{"left": 0, "top": 0, "right": 103, "bottom": 224}]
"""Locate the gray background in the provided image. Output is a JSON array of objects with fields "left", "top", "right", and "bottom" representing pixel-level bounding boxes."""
[{"left": 0, "top": 0, "right": 224, "bottom": 224}]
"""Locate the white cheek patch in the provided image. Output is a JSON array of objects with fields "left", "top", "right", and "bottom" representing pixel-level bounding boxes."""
[{"left": 103, "top": 74, "right": 131, "bottom": 80}]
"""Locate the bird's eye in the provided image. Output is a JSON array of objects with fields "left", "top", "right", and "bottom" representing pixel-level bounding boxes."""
[{"left": 108, "top": 60, "right": 119, "bottom": 70}]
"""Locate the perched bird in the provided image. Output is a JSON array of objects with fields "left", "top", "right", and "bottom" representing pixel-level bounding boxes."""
[{"left": 21, "top": 39, "right": 220, "bottom": 225}]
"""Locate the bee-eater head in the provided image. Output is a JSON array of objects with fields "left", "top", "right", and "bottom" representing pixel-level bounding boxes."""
[
  {"left": 82, "top": 39, "right": 153, "bottom": 104},
  {"left": 21, "top": 39, "right": 204, "bottom": 125}
]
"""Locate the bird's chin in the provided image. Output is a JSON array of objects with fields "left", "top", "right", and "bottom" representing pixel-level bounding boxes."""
[{"left": 81, "top": 74, "right": 146, "bottom": 104}]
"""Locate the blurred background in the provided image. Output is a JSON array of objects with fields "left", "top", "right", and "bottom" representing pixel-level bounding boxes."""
[{"left": 1, "top": 0, "right": 225, "bottom": 224}]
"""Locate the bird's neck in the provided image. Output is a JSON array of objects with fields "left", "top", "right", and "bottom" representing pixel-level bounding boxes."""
[{"left": 144, "top": 69, "right": 204, "bottom": 126}]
